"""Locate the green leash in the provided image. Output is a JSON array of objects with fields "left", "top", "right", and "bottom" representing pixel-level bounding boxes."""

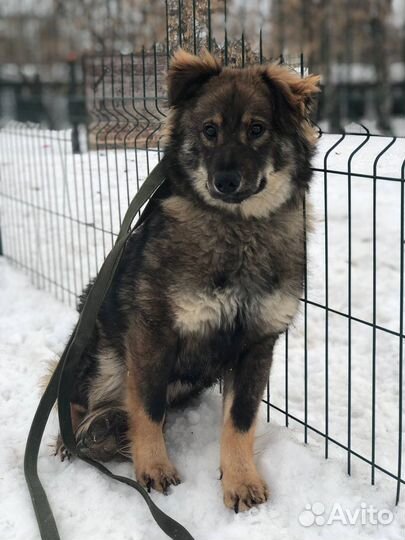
[{"left": 24, "top": 157, "right": 195, "bottom": 540}]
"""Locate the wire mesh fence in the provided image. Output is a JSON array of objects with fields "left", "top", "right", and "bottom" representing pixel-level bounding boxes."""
[
  {"left": 0, "top": 1, "right": 405, "bottom": 509},
  {"left": 1, "top": 124, "right": 404, "bottom": 507}
]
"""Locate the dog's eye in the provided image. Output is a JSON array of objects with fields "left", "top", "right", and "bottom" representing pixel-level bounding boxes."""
[
  {"left": 203, "top": 124, "right": 218, "bottom": 140},
  {"left": 249, "top": 123, "right": 265, "bottom": 138}
]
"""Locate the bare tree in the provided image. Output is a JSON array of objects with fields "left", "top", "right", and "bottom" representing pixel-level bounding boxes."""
[{"left": 370, "top": 0, "right": 392, "bottom": 133}]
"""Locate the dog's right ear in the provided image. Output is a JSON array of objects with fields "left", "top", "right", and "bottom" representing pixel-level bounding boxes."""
[{"left": 167, "top": 49, "right": 222, "bottom": 108}]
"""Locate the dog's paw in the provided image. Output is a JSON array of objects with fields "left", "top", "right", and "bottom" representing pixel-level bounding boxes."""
[
  {"left": 54, "top": 435, "right": 72, "bottom": 462},
  {"left": 56, "top": 444, "right": 72, "bottom": 462},
  {"left": 222, "top": 473, "right": 269, "bottom": 513},
  {"left": 136, "top": 461, "right": 181, "bottom": 494}
]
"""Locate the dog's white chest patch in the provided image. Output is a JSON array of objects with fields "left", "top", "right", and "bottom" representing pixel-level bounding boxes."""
[
  {"left": 171, "top": 288, "right": 299, "bottom": 335},
  {"left": 172, "top": 289, "right": 238, "bottom": 335},
  {"left": 250, "top": 290, "right": 299, "bottom": 333}
]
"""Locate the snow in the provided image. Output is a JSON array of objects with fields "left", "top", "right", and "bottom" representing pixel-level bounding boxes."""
[{"left": 1, "top": 126, "right": 405, "bottom": 539}]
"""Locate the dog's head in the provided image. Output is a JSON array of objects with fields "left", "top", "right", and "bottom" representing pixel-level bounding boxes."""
[{"left": 164, "top": 49, "right": 320, "bottom": 219}]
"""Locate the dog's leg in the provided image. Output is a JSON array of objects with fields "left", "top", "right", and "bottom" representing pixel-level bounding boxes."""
[
  {"left": 220, "top": 335, "right": 276, "bottom": 512},
  {"left": 126, "top": 324, "right": 180, "bottom": 493}
]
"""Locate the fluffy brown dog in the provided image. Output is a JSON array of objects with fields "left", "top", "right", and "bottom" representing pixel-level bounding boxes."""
[{"left": 59, "top": 49, "right": 320, "bottom": 512}]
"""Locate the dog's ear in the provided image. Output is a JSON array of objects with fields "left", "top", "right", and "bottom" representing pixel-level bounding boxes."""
[
  {"left": 167, "top": 49, "right": 222, "bottom": 107},
  {"left": 261, "top": 64, "right": 320, "bottom": 125}
]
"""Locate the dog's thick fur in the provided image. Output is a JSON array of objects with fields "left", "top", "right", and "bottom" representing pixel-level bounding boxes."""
[{"left": 59, "top": 50, "right": 320, "bottom": 512}]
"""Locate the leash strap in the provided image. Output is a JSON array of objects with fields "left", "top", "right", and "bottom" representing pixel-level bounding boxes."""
[{"left": 24, "top": 157, "right": 195, "bottom": 540}]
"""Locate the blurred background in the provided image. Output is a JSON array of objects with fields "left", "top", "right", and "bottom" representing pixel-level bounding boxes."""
[{"left": 0, "top": 0, "right": 404, "bottom": 140}]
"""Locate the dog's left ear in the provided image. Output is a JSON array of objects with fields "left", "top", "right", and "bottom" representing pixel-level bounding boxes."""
[
  {"left": 167, "top": 49, "right": 222, "bottom": 108},
  {"left": 261, "top": 65, "right": 320, "bottom": 122}
]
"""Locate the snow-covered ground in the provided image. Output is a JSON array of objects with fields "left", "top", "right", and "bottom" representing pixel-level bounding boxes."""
[{"left": 1, "top": 125, "right": 405, "bottom": 539}]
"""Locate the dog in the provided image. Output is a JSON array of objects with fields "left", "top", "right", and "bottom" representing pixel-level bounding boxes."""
[{"left": 58, "top": 49, "right": 320, "bottom": 512}]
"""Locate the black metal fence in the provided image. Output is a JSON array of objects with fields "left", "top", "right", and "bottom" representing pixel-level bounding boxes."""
[{"left": 1, "top": 1, "right": 405, "bottom": 508}]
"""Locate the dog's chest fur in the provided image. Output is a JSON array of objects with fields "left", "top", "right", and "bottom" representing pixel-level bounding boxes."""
[
  {"left": 160, "top": 196, "right": 304, "bottom": 338},
  {"left": 85, "top": 194, "right": 306, "bottom": 408}
]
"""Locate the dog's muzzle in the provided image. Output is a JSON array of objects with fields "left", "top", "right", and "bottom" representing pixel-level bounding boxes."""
[{"left": 208, "top": 175, "right": 267, "bottom": 204}]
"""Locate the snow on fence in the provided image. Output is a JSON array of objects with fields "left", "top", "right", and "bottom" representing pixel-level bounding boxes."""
[{"left": 0, "top": 121, "right": 404, "bottom": 505}]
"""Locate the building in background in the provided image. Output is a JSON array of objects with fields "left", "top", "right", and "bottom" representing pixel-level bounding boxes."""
[{"left": 0, "top": 0, "right": 404, "bottom": 134}]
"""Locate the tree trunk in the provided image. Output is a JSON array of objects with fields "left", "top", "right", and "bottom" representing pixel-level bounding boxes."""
[
  {"left": 370, "top": 0, "right": 392, "bottom": 133},
  {"left": 321, "top": 0, "right": 341, "bottom": 132}
]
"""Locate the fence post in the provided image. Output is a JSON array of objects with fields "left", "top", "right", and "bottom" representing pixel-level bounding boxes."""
[{"left": 67, "top": 53, "right": 80, "bottom": 154}]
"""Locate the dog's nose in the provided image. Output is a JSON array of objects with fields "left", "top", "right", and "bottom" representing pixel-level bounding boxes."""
[{"left": 213, "top": 171, "right": 241, "bottom": 194}]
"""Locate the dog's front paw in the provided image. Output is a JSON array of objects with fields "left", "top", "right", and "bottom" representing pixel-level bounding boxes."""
[
  {"left": 136, "top": 461, "right": 181, "bottom": 494},
  {"left": 222, "top": 471, "right": 269, "bottom": 513}
]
